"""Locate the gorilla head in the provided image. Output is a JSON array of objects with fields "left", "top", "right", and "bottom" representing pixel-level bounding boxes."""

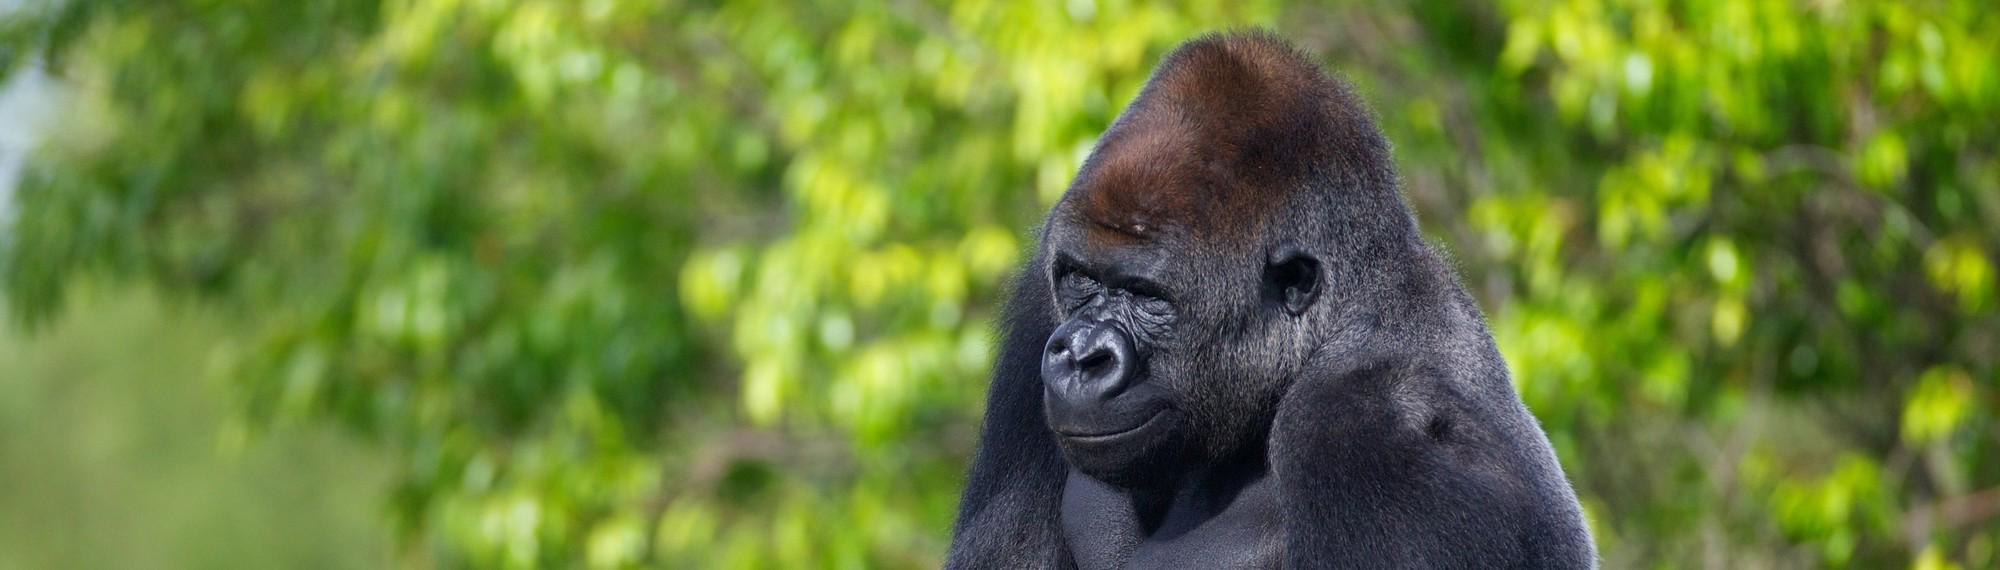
[{"left": 1036, "top": 32, "right": 1416, "bottom": 489}]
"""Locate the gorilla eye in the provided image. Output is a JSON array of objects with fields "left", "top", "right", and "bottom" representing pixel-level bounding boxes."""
[
  {"left": 1264, "top": 245, "right": 1322, "bottom": 316},
  {"left": 1055, "top": 269, "right": 1103, "bottom": 313}
]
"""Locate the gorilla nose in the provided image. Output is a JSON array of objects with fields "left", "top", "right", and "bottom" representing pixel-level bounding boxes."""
[{"left": 1042, "top": 319, "right": 1137, "bottom": 403}]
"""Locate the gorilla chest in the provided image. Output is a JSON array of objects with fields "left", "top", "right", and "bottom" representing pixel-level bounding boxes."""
[{"left": 1061, "top": 471, "right": 1285, "bottom": 569}]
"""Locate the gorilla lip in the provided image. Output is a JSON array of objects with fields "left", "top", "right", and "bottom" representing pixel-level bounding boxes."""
[{"left": 1056, "top": 409, "right": 1169, "bottom": 442}]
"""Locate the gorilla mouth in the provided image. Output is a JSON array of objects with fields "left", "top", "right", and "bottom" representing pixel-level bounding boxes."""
[{"left": 1056, "top": 409, "right": 1169, "bottom": 442}]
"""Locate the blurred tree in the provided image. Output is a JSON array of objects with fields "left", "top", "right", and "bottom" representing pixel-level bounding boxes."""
[{"left": 1, "top": 0, "right": 1995, "bottom": 568}]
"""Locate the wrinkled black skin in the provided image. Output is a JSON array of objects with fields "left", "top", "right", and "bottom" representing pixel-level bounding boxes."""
[{"left": 946, "top": 36, "right": 1595, "bottom": 569}]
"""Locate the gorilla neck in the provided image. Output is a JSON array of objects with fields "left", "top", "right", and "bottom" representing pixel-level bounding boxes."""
[
  {"left": 1326, "top": 245, "right": 1463, "bottom": 351},
  {"left": 1154, "top": 450, "right": 1267, "bottom": 530},
  {"left": 1116, "top": 435, "right": 1272, "bottom": 533},
  {"left": 1062, "top": 445, "right": 1283, "bottom": 568}
]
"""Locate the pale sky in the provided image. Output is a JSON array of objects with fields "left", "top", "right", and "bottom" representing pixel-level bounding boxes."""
[
  {"left": 0, "top": 0, "right": 56, "bottom": 220},
  {"left": 0, "top": 68, "right": 56, "bottom": 219}
]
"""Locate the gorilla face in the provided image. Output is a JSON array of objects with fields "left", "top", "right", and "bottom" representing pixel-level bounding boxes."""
[{"left": 1038, "top": 217, "right": 1324, "bottom": 489}]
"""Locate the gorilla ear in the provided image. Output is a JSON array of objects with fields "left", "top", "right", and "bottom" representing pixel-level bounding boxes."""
[{"left": 1264, "top": 243, "right": 1322, "bottom": 316}]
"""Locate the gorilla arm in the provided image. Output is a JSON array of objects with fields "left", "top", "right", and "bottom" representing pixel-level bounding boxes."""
[{"left": 944, "top": 255, "right": 1074, "bottom": 570}]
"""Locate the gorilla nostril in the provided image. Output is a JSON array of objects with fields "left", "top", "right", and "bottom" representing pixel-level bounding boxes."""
[
  {"left": 1044, "top": 334, "right": 1072, "bottom": 361},
  {"left": 1077, "top": 348, "right": 1115, "bottom": 376}
]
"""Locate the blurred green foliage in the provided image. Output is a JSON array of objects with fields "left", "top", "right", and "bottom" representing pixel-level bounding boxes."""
[
  {"left": 0, "top": 290, "right": 389, "bottom": 568},
  {"left": 2, "top": 0, "right": 1997, "bottom": 567}
]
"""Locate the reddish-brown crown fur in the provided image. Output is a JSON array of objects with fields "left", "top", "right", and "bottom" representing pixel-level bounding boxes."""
[{"left": 1062, "top": 31, "right": 1386, "bottom": 245}]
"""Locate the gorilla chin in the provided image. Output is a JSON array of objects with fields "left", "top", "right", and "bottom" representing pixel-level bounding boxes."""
[{"left": 1046, "top": 390, "right": 1189, "bottom": 489}]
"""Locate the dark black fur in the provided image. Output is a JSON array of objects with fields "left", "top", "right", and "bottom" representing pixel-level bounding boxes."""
[{"left": 946, "top": 32, "right": 1595, "bottom": 569}]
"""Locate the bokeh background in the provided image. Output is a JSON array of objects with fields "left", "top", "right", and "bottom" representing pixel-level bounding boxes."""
[{"left": 0, "top": 0, "right": 1996, "bottom": 568}]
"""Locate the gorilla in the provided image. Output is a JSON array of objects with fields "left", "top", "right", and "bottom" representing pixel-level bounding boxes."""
[{"left": 945, "top": 32, "right": 1596, "bottom": 569}]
